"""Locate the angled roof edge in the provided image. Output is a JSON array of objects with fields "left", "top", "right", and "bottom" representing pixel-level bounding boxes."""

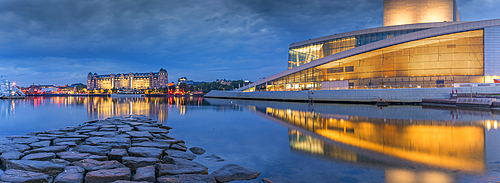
[
  {"left": 290, "top": 22, "right": 466, "bottom": 48},
  {"left": 240, "top": 19, "right": 500, "bottom": 91}
]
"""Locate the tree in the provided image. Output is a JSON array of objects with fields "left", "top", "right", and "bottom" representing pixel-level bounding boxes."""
[{"left": 179, "top": 83, "right": 190, "bottom": 92}]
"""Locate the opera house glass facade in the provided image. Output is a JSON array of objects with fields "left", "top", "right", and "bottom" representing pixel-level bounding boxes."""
[{"left": 245, "top": 0, "right": 500, "bottom": 91}]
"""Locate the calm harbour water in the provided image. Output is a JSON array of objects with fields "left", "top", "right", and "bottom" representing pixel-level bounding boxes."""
[{"left": 2, "top": 96, "right": 500, "bottom": 183}]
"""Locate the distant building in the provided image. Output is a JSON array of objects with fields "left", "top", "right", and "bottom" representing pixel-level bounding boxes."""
[
  {"left": 216, "top": 79, "right": 232, "bottom": 85},
  {"left": 87, "top": 68, "right": 168, "bottom": 90},
  {"left": 178, "top": 77, "right": 204, "bottom": 85}
]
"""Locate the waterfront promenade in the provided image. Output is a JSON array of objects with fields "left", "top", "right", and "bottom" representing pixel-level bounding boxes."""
[
  {"left": 0, "top": 115, "right": 260, "bottom": 183},
  {"left": 206, "top": 85, "right": 500, "bottom": 103}
]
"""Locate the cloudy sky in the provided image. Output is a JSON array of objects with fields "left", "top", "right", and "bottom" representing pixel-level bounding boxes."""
[{"left": 0, "top": 0, "right": 499, "bottom": 86}]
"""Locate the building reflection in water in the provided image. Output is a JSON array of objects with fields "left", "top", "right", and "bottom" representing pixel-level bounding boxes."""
[
  {"left": 1, "top": 96, "right": 208, "bottom": 124},
  {"left": 261, "top": 107, "right": 486, "bottom": 174},
  {"left": 86, "top": 96, "right": 208, "bottom": 122},
  {"left": 86, "top": 97, "right": 169, "bottom": 123}
]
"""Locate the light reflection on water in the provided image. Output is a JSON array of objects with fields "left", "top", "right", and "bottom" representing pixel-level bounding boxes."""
[{"left": 2, "top": 96, "right": 500, "bottom": 182}]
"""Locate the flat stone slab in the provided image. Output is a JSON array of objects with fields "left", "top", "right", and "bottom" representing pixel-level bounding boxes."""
[
  {"left": 73, "top": 145, "right": 111, "bottom": 156},
  {"left": 189, "top": 147, "right": 206, "bottom": 155},
  {"left": 22, "top": 152, "right": 56, "bottom": 161},
  {"left": 166, "top": 150, "right": 196, "bottom": 160},
  {"left": 100, "top": 125, "right": 116, "bottom": 128},
  {"left": 210, "top": 164, "right": 260, "bottom": 182},
  {"left": 50, "top": 159, "right": 71, "bottom": 166},
  {"left": 54, "top": 166, "right": 85, "bottom": 183},
  {"left": 57, "top": 151, "right": 92, "bottom": 162},
  {"left": 132, "top": 141, "right": 170, "bottom": 150},
  {"left": 133, "top": 165, "right": 155, "bottom": 182},
  {"left": 25, "top": 146, "right": 68, "bottom": 155},
  {"left": 84, "top": 136, "right": 131, "bottom": 149},
  {"left": 118, "top": 127, "right": 134, "bottom": 132},
  {"left": 157, "top": 174, "right": 216, "bottom": 183},
  {"left": 87, "top": 131, "right": 117, "bottom": 137},
  {"left": 73, "top": 159, "right": 126, "bottom": 171},
  {"left": 111, "top": 181, "right": 150, "bottom": 183},
  {"left": 171, "top": 144, "right": 187, "bottom": 151},
  {"left": 12, "top": 143, "right": 32, "bottom": 152},
  {"left": 29, "top": 141, "right": 52, "bottom": 148},
  {"left": 0, "top": 145, "right": 16, "bottom": 154},
  {"left": 108, "top": 149, "right": 128, "bottom": 162},
  {"left": 6, "top": 159, "right": 66, "bottom": 177},
  {"left": 156, "top": 158, "right": 208, "bottom": 176},
  {"left": 61, "top": 134, "right": 89, "bottom": 139},
  {"left": 88, "top": 155, "right": 109, "bottom": 161},
  {"left": 154, "top": 139, "right": 185, "bottom": 144},
  {"left": 131, "top": 138, "right": 150, "bottom": 143},
  {"left": 59, "top": 126, "right": 77, "bottom": 132},
  {"left": 80, "top": 126, "right": 99, "bottom": 131},
  {"left": 53, "top": 138, "right": 83, "bottom": 144},
  {"left": 0, "top": 151, "right": 22, "bottom": 166},
  {"left": 85, "top": 168, "right": 131, "bottom": 183},
  {"left": 204, "top": 154, "right": 224, "bottom": 162},
  {"left": 135, "top": 126, "right": 169, "bottom": 133},
  {"left": 11, "top": 137, "right": 40, "bottom": 144},
  {"left": 128, "top": 147, "right": 163, "bottom": 159},
  {"left": 122, "top": 157, "right": 161, "bottom": 170},
  {"left": 0, "top": 169, "right": 53, "bottom": 183},
  {"left": 35, "top": 136, "right": 57, "bottom": 141},
  {"left": 100, "top": 128, "right": 117, "bottom": 131},
  {"left": 126, "top": 131, "right": 153, "bottom": 139}
]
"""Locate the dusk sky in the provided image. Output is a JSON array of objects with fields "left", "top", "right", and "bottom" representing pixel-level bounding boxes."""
[{"left": 0, "top": 0, "right": 499, "bottom": 86}]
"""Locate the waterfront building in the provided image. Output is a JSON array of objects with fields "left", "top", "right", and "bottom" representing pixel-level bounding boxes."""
[
  {"left": 244, "top": 0, "right": 500, "bottom": 91},
  {"left": 87, "top": 68, "right": 168, "bottom": 90},
  {"left": 178, "top": 77, "right": 204, "bottom": 86}
]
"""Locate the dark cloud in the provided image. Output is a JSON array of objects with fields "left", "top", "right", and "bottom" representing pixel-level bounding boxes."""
[{"left": 0, "top": 0, "right": 496, "bottom": 85}]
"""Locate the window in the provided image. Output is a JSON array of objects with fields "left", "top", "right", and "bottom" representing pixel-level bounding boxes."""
[
  {"left": 327, "top": 67, "right": 344, "bottom": 73},
  {"left": 345, "top": 66, "right": 354, "bottom": 72}
]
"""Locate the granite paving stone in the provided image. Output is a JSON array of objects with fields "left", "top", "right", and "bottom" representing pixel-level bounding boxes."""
[
  {"left": 157, "top": 174, "right": 216, "bottom": 183},
  {"left": 6, "top": 159, "right": 66, "bottom": 176},
  {"left": 156, "top": 158, "right": 208, "bottom": 176},
  {"left": 53, "top": 166, "right": 85, "bottom": 183},
  {"left": 72, "top": 159, "right": 126, "bottom": 171},
  {"left": 56, "top": 151, "right": 92, "bottom": 162},
  {"left": 122, "top": 157, "right": 161, "bottom": 170},
  {"left": 73, "top": 145, "right": 112, "bottom": 156},
  {"left": 189, "top": 147, "right": 206, "bottom": 155},
  {"left": 131, "top": 141, "right": 170, "bottom": 150},
  {"left": 21, "top": 152, "right": 56, "bottom": 161},
  {"left": 128, "top": 147, "right": 163, "bottom": 159},
  {"left": 133, "top": 165, "right": 155, "bottom": 182},
  {"left": 29, "top": 141, "right": 52, "bottom": 148},
  {"left": 126, "top": 131, "right": 153, "bottom": 139},
  {"left": 210, "top": 164, "right": 260, "bottom": 182},
  {"left": 0, "top": 169, "right": 53, "bottom": 183},
  {"left": 0, "top": 151, "right": 23, "bottom": 166},
  {"left": 108, "top": 149, "right": 128, "bottom": 162},
  {"left": 85, "top": 168, "right": 131, "bottom": 183},
  {"left": 84, "top": 136, "right": 131, "bottom": 149},
  {"left": 166, "top": 149, "right": 196, "bottom": 160},
  {"left": 24, "top": 146, "right": 68, "bottom": 155}
]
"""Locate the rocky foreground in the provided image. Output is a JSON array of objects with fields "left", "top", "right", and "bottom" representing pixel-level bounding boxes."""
[{"left": 0, "top": 115, "right": 261, "bottom": 183}]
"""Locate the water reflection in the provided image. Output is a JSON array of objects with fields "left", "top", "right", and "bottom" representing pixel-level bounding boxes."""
[
  {"left": 263, "top": 106, "right": 485, "bottom": 173},
  {"left": 1, "top": 96, "right": 209, "bottom": 123},
  {"left": 205, "top": 98, "right": 497, "bottom": 182}
]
